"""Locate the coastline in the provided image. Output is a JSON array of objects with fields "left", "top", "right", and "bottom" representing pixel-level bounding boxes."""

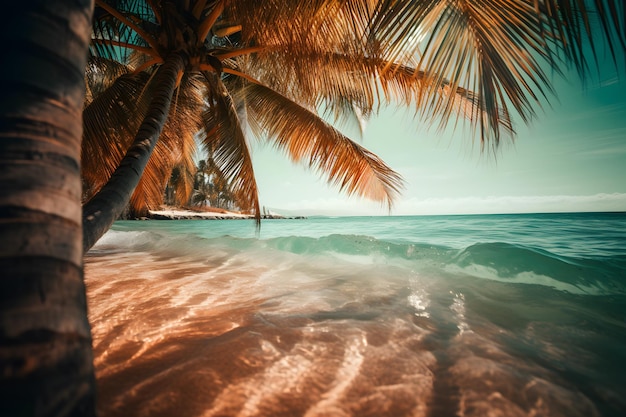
[{"left": 145, "top": 207, "right": 305, "bottom": 220}]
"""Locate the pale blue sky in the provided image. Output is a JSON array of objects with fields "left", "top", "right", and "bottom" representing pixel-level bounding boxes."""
[{"left": 250, "top": 61, "right": 626, "bottom": 216}]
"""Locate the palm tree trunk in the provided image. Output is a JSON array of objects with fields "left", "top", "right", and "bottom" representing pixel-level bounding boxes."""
[
  {"left": 0, "top": 1, "right": 96, "bottom": 416},
  {"left": 82, "top": 53, "right": 186, "bottom": 251}
]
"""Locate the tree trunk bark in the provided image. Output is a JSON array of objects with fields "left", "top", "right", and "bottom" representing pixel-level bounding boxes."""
[
  {"left": 82, "top": 53, "right": 186, "bottom": 252},
  {"left": 0, "top": 1, "right": 95, "bottom": 417}
]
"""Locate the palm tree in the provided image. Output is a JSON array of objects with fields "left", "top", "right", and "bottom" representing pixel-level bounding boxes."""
[
  {"left": 2, "top": 2, "right": 625, "bottom": 416},
  {"left": 82, "top": 0, "right": 626, "bottom": 252},
  {"left": 0, "top": 2, "right": 96, "bottom": 417},
  {"left": 82, "top": 0, "right": 408, "bottom": 249},
  {"left": 191, "top": 158, "right": 239, "bottom": 209}
]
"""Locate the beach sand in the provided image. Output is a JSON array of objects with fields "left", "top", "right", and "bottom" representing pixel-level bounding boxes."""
[
  {"left": 146, "top": 207, "right": 296, "bottom": 220},
  {"left": 147, "top": 207, "right": 254, "bottom": 220}
]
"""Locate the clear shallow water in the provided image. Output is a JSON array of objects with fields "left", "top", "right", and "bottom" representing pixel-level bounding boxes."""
[{"left": 85, "top": 212, "right": 626, "bottom": 417}]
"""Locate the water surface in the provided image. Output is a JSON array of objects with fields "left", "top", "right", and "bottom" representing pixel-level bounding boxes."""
[{"left": 86, "top": 212, "right": 626, "bottom": 416}]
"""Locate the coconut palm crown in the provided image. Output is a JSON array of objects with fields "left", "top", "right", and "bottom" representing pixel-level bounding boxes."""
[{"left": 83, "top": 0, "right": 625, "bottom": 250}]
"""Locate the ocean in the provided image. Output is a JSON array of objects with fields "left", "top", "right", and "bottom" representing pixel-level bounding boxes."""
[{"left": 85, "top": 212, "right": 626, "bottom": 417}]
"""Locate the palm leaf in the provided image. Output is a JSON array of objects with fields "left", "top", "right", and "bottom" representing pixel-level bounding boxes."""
[
  {"left": 226, "top": 1, "right": 517, "bottom": 143},
  {"left": 236, "top": 51, "right": 512, "bottom": 142},
  {"left": 367, "top": 0, "right": 625, "bottom": 141},
  {"left": 241, "top": 81, "right": 404, "bottom": 209},
  {"left": 201, "top": 73, "right": 260, "bottom": 220},
  {"left": 82, "top": 69, "right": 152, "bottom": 199},
  {"left": 84, "top": 57, "right": 132, "bottom": 102}
]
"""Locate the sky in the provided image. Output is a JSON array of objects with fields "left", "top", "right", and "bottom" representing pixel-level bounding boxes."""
[{"left": 249, "top": 58, "right": 626, "bottom": 217}]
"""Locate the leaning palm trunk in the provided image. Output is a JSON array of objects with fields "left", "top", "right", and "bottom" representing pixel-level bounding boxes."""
[
  {"left": 0, "top": 1, "right": 96, "bottom": 416},
  {"left": 82, "top": 53, "right": 186, "bottom": 251}
]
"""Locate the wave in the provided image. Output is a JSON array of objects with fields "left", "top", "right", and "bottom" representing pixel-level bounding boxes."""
[
  {"left": 90, "top": 230, "right": 626, "bottom": 295},
  {"left": 449, "top": 242, "right": 626, "bottom": 295},
  {"left": 86, "top": 219, "right": 626, "bottom": 417}
]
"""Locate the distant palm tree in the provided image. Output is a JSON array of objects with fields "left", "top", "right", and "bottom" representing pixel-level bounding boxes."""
[
  {"left": 190, "top": 158, "right": 239, "bottom": 210},
  {"left": 190, "top": 159, "right": 212, "bottom": 207}
]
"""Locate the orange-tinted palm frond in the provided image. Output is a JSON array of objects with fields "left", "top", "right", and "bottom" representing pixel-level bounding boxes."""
[
  {"left": 91, "top": 38, "right": 158, "bottom": 58},
  {"left": 237, "top": 48, "right": 512, "bottom": 141},
  {"left": 221, "top": 67, "right": 262, "bottom": 85},
  {"left": 82, "top": 70, "right": 153, "bottom": 200},
  {"left": 238, "top": 49, "right": 378, "bottom": 117},
  {"left": 201, "top": 73, "right": 260, "bottom": 221},
  {"left": 172, "top": 164, "right": 195, "bottom": 206},
  {"left": 369, "top": 1, "right": 537, "bottom": 142},
  {"left": 83, "top": 62, "right": 202, "bottom": 216},
  {"left": 242, "top": 81, "right": 404, "bottom": 209},
  {"left": 95, "top": 0, "right": 160, "bottom": 52},
  {"left": 129, "top": 129, "right": 196, "bottom": 216},
  {"left": 222, "top": 1, "right": 514, "bottom": 143},
  {"left": 192, "top": 0, "right": 209, "bottom": 19},
  {"left": 145, "top": 0, "right": 162, "bottom": 23},
  {"left": 368, "top": 0, "right": 625, "bottom": 143},
  {"left": 166, "top": 74, "right": 205, "bottom": 204},
  {"left": 377, "top": 61, "right": 515, "bottom": 139},
  {"left": 536, "top": 0, "right": 626, "bottom": 71},
  {"left": 132, "top": 57, "right": 163, "bottom": 74},
  {"left": 214, "top": 46, "right": 266, "bottom": 60},
  {"left": 197, "top": 0, "right": 225, "bottom": 46},
  {"left": 84, "top": 57, "right": 132, "bottom": 102},
  {"left": 228, "top": 0, "right": 377, "bottom": 53},
  {"left": 129, "top": 140, "right": 173, "bottom": 216}
]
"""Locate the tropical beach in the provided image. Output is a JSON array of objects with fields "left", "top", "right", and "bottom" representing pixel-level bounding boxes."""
[
  {"left": 2, "top": 2, "right": 626, "bottom": 417},
  {"left": 147, "top": 207, "right": 254, "bottom": 220},
  {"left": 145, "top": 207, "right": 304, "bottom": 220}
]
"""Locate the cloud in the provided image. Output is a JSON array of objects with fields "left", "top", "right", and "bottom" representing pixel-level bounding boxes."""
[{"left": 275, "top": 193, "right": 626, "bottom": 216}]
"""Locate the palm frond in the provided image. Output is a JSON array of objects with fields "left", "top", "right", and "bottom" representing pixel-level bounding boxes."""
[
  {"left": 201, "top": 73, "right": 261, "bottom": 221},
  {"left": 82, "top": 69, "right": 152, "bottom": 199},
  {"left": 83, "top": 61, "right": 203, "bottom": 215},
  {"left": 224, "top": 1, "right": 517, "bottom": 143},
  {"left": 368, "top": 0, "right": 625, "bottom": 142},
  {"left": 94, "top": 0, "right": 159, "bottom": 50},
  {"left": 236, "top": 50, "right": 513, "bottom": 142},
  {"left": 321, "top": 99, "right": 371, "bottom": 139},
  {"left": 84, "top": 57, "right": 132, "bottom": 102},
  {"left": 172, "top": 163, "right": 195, "bottom": 206},
  {"left": 241, "top": 81, "right": 404, "bottom": 209},
  {"left": 538, "top": 0, "right": 626, "bottom": 71},
  {"left": 129, "top": 143, "right": 173, "bottom": 215},
  {"left": 91, "top": 0, "right": 160, "bottom": 63}
]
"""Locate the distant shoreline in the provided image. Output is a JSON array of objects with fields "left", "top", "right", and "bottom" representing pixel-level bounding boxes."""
[{"left": 140, "top": 207, "right": 305, "bottom": 220}]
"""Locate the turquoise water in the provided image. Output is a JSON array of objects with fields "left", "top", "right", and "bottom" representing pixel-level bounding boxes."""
[{"left": 86, "top": 212, "right": 626, "bottom": 417}]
